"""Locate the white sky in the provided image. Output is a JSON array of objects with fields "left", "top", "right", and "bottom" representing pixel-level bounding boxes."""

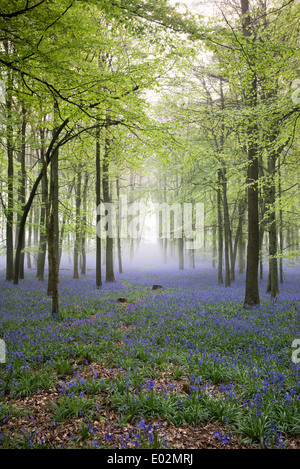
[{"left": 169, "top": 0, "right": 220, "bottom": 18}]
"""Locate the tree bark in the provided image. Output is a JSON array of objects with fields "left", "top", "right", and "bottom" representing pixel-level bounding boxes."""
[
  {"left": 37, "top": 129, "right": 47, "bottom": 281},
  {"left": 81, "top": 171, "right": 89, "bottom": 275},
  {"left": 217, "top": 170, "right": 223, "bottom": 284},
  {"left": 242, "top": 0, "right": 260, "bottom": 306},
  {"left": 96, "top": 124, "right": 102, "bottom": 288},
  {"left": 222, "top": 166, "right": 231, "bottom": 286},
  {"left": 219, "top": 78, "right": 231, "bottom": 286},
  {"left": 212, "top": 223, "right": 217, "bottom": 269},
  {"left": 47, "top": 115, "right": 60, "bottom": 317},
  {"left": 27, "top": 212, "right": 32, "bottom": 269},
  {"left": 178, "top": 236, "right": 184, "bottom": 270},
  {"left": 47, "top": 103, "right": 60, "bottom": 299},
  {"left": 103, "top": 131, "right": 115, "bottom": 282},
  {"left": 73, "top": 166, "right": 81, "bottom": 279},
  {"left": 58, "top": 180, "right": 74, "bottom": 267},
  {"left": 5, "top": 68, "right": 14, "bottom": 281},
  {"left": 17, "top": 105, "right": 26, "bottom": 279},
  {"left": 278, "top": 160, "right": 284, "bottom": 284},
  {"left": 116, "top": 176, "right": 123, "bottom": 274},
  {"left": 231, "top": 198, "right": 245, "bottom": 280},
  {"left": 266, "top": 150, "right": 279, "bottom": 298}
]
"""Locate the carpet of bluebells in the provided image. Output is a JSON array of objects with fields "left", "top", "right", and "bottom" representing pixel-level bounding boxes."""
[{"left": 0, "top": 258, "right": 300, "bottom": 449}]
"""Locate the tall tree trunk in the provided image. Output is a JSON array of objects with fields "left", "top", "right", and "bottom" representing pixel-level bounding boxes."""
[
  {"left": 48, "top": 210, "right": 59, "bottom": 318},
  {"left": 242, "top": 0, "right": 260, "bottom": 306},
  {"left": 128, "top": 171, "right": 135, "bottom": 263},
  {"left": 116, "top": 176, "right": 123, "bottom": 274},
  {"left": 238, "top": 234, "right": 245, "bottom": 274},
  {"left": 231, "top": 198, "right": 245, "bottom": 280},
  {"left": 178, "top": 236, "right": 184, "bottom": 270},
  {"left": 266, "top": 150, "right": 279, "bottom": 298},
  {"left": 163, "top": 176, "right": 168, "bottom": 264},
  {"left": 47, "top": 102, "right": 60, "bottom": 317},
  {"left": 81, "top": 171, "right": 89, "bottom": 275},
  {"left": 52, "top": 113, "right": 60, "bottom": 276},
  {"left": 189, "top": 248, "right": 195, "bottom": 268},
  {"left": 217, "top": 170, "right": 223, "bottom": 284},
  {"left": 278, "top": 160, "right": 284, "bottom": 284},
  {"left": 259, "top": 231, "right": 264, "bottom": 280},
  {"left": 220, "top": 78, "right": 231, "bottom": 286},
  {"left": 258, "top": 187, "right": 269, "bottom": 282},
  {"left": 73, "top": 167, "right": 81, "bottom": 279},
  {"left": 244, "top": 117, "right": 260, "bottom": 305},
  {"left": 37, "top": 194, "right": 47, "bottom": 280},
  {"left": 222, "top": 166, "right": 231, "bottom": 286},
  {"left": 33, "top": 203, "right": 39, "bottom": 267},
  {"left": 37, "top": 128, "right": 47, "bottom": 281},
  {"left": 5, "top": 68, "right": 14, "bottom": 281},
  {"left": 18, "top": 105, "right": 26, "bottom": 279},
  {"left": 212, "top": 223, "right": 217, "bottom": 268},
  {"left": 96, "top": 124, "right": 102, "bottom": 288},
  {"left": 47, "top": 153, "right": 59, "bottom": 317},
  {"left": 27, "top": 212, "right": 32, "bottom": 269},
  {"left": 103, "top": 131, "right": 115, "bottom": 282},
  {"left": 58, "top": 180, "right": 74, "bottom": 268},
  {"left": 238, "top": 193, "right": 246, "bottom": 274}
]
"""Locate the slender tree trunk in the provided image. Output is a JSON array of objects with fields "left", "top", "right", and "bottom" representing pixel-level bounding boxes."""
[
  {"left": 258, "top": 153, "right": 265, "bottom": 281},
  {"left": 47, "top": 157, "right": 59, "bottom": 316},
  {"left": 212, "top": 223, "right": 217, "bottom": 268},
  {"left": 238, "top": 235, "right": 245, "bottom": 274},
  {"left": 18, "top": 105, "right": 26, "bottom": 279},
  {"left": 96, "top": 124, "right": 102, "bottom": 288},
  {"left": 73, "top": 167, "right": 81, "bottom": 279},
  {"left": 163, "top": 176, "right": 167, "bottom": 264},
  {"left": 5, "top": 68, "right": 14, "bottom": 281},
  {"left": 259, "top": 231, "right": 264, "bottom": 280},
  {"left": 27, "top": 213, "right": 32, "bottom": 269},
  {"left": 222, "top": 166, "right": 231, "bottom": 286},
  {"left": 47, "top": 103, "right": 60, "bottom": 317},
  {"left": 32, "top": 204, "right": 39, "bottom": 267},
  {"left": 178, "top": 236, "right": 184, "bottom": 270},
  {"left": 231, "top": 199, "right": 245, "bottom": 280},
  {"left": 258, "top": 195, "right": 269, "bottom": 282},
  {"left": 81, "top": 171, "right": 89, "bottom": 275},
  {"left": 278, "top": 161, "right": 284, "bottom": 284},
  {"left": 37, "top": 129, "right": 47, "bottom": 281},
  {"left": 103, "top": 131, "right": 115, "bottom": 282},
  {"left": 189, "top": 248, "right": 195, "bottom": 268},
  {"left": 158, "top": 210, "right": 163, "bottom": 255},
  {"left": 116, "top": 176, "right": 123, "bottom": 274},
  {"left": 48, "top": 210, "right": 59, "bottom": 318},
  {"left": 219, "top": 78, "right": 231, "bottom": 286},
  {"left": 128, "top": 171, "right": 135, "bottom": 263},
  {"left": 266, "top": 150, "right": 279, "bottom": 298},
  {"left": 58, "top": 180, "right": 74, "bottom": 267},
  {"left": 238, "top": 195, "right": 246, "bottom": 274},
  {"left": 52, "top": 119, "right": 60, "bottom": 276},
  {"left": 217, "top": 171, "right": 223, "bottom": 284}
]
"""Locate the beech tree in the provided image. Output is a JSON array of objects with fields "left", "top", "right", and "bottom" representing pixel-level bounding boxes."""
[{"left": 0, "top": 0, "right": 299, "bottom": 318}]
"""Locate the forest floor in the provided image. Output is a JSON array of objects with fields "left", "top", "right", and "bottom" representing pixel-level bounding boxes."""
[{"left": 0, "top": 259, "right": 300, "bottom": 450}]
